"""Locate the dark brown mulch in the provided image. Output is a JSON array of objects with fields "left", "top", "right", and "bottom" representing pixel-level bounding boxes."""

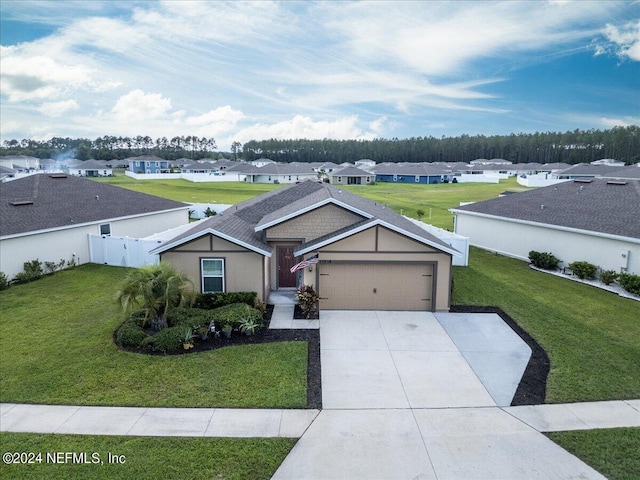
[
  {"left": 450, "top": 305, "right": 550, "bottom": 406},
  {"left": 116, "top": 304, "right": 322, "bottom": 409},
  {"left": 293, "top": 304, "right": 319, "bottom": 320}
]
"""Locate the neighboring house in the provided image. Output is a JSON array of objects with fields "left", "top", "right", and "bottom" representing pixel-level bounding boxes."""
[
  {"left": 128, "top": 155, "right": 171, "bottom": 174},
  {"left": 0, "top": 165, "right": 17, "bottom": 182},
  {"left": 250, "top": 158, "right": 276, "bottom": 168},
  {"left": 355, "top": 159, "right": 376, "bottom": 170},
  {"left": 0, "top": 174, "right": 189, "bottom": 280},
  {"left": 591, "top": 159, "right": 625, "bottom": 166},
  {"left": 243, "top": 163, "right": 318, "bottom": 184},
  {"left": 450, "top": 178, "right": 640, "bottom": 275},
  {"left": 152, "top": 181, "right": 458, "bottom": 311},
  {"left": 181, "top": 161, "right": 220, "bottom": 173},
  {"left": 469, "top": 158, "right": 512, "bottom": 165},
  {"left": 37, "top": 158, "right": 63, "bottom": 173},
  {"left": 328, "top": 166, "right": 375, "bottom": 185},
  {"left": 68, "top": 159, "right": 113, "bottom": 177},
  {"left": 373, "top": 163, "right": 452, "bottom": 184},
  {"left": 553, "top": 163, "right": 625, "bottom": 180},
  {"left": 0, "top": 155, "right": 40, "bottom": 170}
]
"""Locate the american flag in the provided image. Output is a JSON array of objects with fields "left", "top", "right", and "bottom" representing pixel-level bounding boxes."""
[{"left": 290, "top": 254, "right": 319, "bottom": 273}]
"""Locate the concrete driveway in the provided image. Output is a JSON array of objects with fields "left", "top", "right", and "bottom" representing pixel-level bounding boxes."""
[{"left": 273, "top": 311, "right": 605, "bottom": 480}]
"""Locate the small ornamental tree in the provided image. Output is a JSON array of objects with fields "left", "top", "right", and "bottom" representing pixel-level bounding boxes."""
[
  {"left": 296, "top": 285, "right": 319, "bottom": 319},
  {"left": 116, "top": 263, "right": 195, "bottom": 331}
]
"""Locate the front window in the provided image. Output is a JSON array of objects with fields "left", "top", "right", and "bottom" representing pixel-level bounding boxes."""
[{"left": 201, "top": 259, "right": 224, "bottom": 293}]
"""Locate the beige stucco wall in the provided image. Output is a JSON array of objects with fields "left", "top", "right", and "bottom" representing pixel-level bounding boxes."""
[
  {"left": 160, "top": 233, "right": 265, "bottom": 300},
  {"left": 265, "top": 204, "right": 364, "bottom": 242},
  {"left": 454, "top": 213, "right": 640, "bottom": 275},
  {"left": 0, "top": 209, "right": 188, "bottom": 280}
]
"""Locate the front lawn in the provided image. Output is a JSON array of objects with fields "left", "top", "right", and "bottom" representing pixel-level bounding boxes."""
[
  {"left": 0, "top": 265, "right": 308, "bottom": 408},
  {"left": 547, "top": 428, "right": 640, "bottom": 480},
  {"left": 453, "top": 247, "right": 640, "bottom": 403},
  {"left": 0, "top": 433, "right": 294, "bottom": 480}
]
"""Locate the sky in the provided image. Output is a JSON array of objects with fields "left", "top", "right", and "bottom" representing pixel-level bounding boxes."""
[{"left": 1, "top": 1, "right": 639, "bottom": 151}]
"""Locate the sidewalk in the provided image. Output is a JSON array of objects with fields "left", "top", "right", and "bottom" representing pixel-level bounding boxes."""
[{"left": 0, "top": 403, "right": 319, "bottom": 438}]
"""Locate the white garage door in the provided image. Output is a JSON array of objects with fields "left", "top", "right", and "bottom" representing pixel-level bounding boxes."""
[{"left": 318, "top": 262, "right": 433, "bottom": 311}]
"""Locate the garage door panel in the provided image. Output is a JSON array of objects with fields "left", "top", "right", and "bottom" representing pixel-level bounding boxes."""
[{"left": 319, "top": 263, "right": 432, "bottom": 311}]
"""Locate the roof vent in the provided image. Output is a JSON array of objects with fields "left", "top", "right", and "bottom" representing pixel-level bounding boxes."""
[
  {"left": 573, "top": 178, "right": 592, "bottom": 183},
  {"left": 49, "top": 174, "right": 67, "bottom": 179},
  {"left": 606, "top": 180, "right": 627, "bottom": 185},
  {"left": 541, "top": 204, "right": 545, "bottom": 210},
  {"left": 10, "top": 200, "right": 34, "bottom": 206}
]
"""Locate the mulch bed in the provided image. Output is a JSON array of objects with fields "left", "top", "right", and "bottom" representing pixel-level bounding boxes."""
[{"left": 450, "top": 305, "right": 550, "bottom": 406}]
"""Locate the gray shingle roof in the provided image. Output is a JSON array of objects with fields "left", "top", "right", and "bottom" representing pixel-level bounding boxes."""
[
  {"left": 0, "top": 174, "right": 187, "bottom": 237},
  {"left": 154, "top": 180, "right": 456, "bottom": 256},
  {"left": 452, "top": 178, "right": 640, "bottom": 239},
  {"left": 330, "top": 166, "right": 372, "bottom": 177}
]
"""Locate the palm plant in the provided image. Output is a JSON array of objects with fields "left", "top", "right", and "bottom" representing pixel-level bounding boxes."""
[{"left": 116, "top": 263, "right": 195, "bottom": 331}]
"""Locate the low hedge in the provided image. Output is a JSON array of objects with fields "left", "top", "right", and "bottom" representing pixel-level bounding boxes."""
[
  {"left": 116, "top": 320, "right": 149, "bottom": 348},
  {"left": 529, "top": 251, "right": 560, "bottom": 270},
  {"left": 568, "top": 261, "right": 597, "bottom": 280},
  {"left": 619, "top": 273, "right": 640, "bottom": 296},
  {"left": 143, "top": 326, "right": 186, "bottom": 352},
  {"left": 194, "top": 292, "right": 257, "bottom": 310},
  {"left": 600, "top": 270, "right": 619, "bottom": 286},
  {"left": 169, "top": 307, "right": 212, "bottom": 330}
]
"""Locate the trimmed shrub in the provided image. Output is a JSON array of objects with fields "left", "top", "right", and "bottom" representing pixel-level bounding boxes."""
[
  {"left": 14, "top": 259, "right": 44, "bottom": 283},
  {"left": 528, "top": 251, "right": 560, "bottom": 270},
  {"left": 209, "top": 303, "right": 262, "bottom": 330},
  {"left": 193, "top": 292, "right": 257, "bottom": 310},
  {"left": 146, "top": 326, "right": 185, "bottom": 352},
  {"left": 0, "top": 272, "right": 9, "bottom": 291},
  {"left": 169, "top": 307, "right": 212, "bottom": 330},
  {"left": 116, "top": 321, "right": 149, "bottom": 348},
  {"left": 568, "top": 261, "right": 597, "bottom": 280},
  {"left": 600, "top": 270, "right": 619, "bottom": 286},
  {"left": 619, "top": 273, "right": 640, "bottom": 296}
]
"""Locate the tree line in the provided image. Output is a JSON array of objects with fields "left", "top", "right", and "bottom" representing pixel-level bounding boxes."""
[{"left": 1, "top": 126, "right": 638, "bottom": 165}]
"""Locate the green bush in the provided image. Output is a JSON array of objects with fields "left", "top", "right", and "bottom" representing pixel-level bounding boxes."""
[
  {"left": 194, "top": 292, "right": 257, "bottom": 310},
  {"left": 116, "top": 321, "right": 149, "bottom": 348},
  {"left": 619, "top": 273, "right": 640, "bottom": 296},
  {"left": 145, "top": 326, "right": 185, "bottom": 352},
  {"left": 14, "top": 259, "right": 44, "bottom": 284},
  {"left": 209, "top": 303, "right": 262, "bottom": 330},
  {"left": 600, "top": 270, "right": 619, "bottom": 285},
  {"left": 569, "top": 261, "right": 597, "bottom": 280},
  {"left": 169, "top": 307, "right": 212, "bottom": 330},
  {"left": 528, "top": 251, "right": 560, "bottom": 270},
  {"left": 0, "top": 272, "right": 9, "bottom": 291}
]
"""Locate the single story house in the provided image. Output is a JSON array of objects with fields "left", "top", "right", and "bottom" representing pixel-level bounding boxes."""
[
  {"left": 128, "top": 156, "right": 171, "bottom": 174},
  {"left": 0, "top": 174, "right": 189, "bottom": 280},
  {"left": 328, "top": 166, "right": 375, "bottom": 185},
  {"left": 68, "top": 159, "right": 113, "bottom": 177},
  {"left": 373, "top": 163, "right": 452, "bottom": 184},
  {"left": 450, "top": 178, "right": 640, "bottom": 275},
  {"left": 242, "top": 163, "right": 319, "bottom": 184},
  {"left": 152, "top": 181, "right": 458, "bottom": 311}
]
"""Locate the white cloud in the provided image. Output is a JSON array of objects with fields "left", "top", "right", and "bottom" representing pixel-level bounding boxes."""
[
  {"left": 602, "top": 21, "right": 640, "bottom": 61},
  {"left": 38, "top": 100, "right": 80, "bottom": 117},
  {"left": 599, "top": 116, "right": 640, "bottom": 128},
  {"left": 110, "top": 90, "right": 172, "bottom": 122},
  {"left": 231, "top": 115, "right": 377, "bottom": 145},
  {"left": 185, "top": 106, "right": 245, "bottom": 126}
]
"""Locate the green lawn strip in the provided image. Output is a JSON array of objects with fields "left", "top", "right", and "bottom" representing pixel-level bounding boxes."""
[
  {"left": 92, "top": 173, "right": 282, "bottom": 204},
  {"left": 452, "top": 247, "right": 640, "bottom": 403},
  {"left": 0, "top": 432, "right": 295, "bottom": 480},
  {"left": 546, "top": 428, "right": 640, "bottom": 480},
  {"left": 0, "top": 265, "right": 308, "bottom": 408},
  {"left": 342, "top": 178, "right": 529, "bottom": 229}
]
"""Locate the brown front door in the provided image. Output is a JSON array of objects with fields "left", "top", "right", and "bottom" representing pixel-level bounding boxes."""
[{"left": 277, "top": 246, "right": 297, "bottom": 288}]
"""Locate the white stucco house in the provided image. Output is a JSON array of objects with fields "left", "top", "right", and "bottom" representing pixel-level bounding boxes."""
[
  {"left": 450, "top": 178, "right": 640, "bottom": 275},
  {"left": 0, "top": 174, "right": 189, "bottom": 280}
]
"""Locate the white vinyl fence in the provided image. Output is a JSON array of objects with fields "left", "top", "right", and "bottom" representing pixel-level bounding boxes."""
[
  {"left": 89, "top": 234, "right": 162, "bottom": 268},
  {"left": 403, "top": 217, "right": 469, "bottom": 266}
]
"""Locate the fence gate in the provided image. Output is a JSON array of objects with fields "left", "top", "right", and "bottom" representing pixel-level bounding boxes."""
[{"left": 88, "top": 234, "right": 162, "bottom": 268}]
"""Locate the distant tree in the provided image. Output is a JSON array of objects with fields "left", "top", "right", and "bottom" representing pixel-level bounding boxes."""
[{"left": 231, "top": 141, "right": 242, "bottom": 161}]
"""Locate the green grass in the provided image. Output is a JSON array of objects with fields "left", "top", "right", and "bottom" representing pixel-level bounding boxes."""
[
  {"left": 93, "top": 172, "right": 281, "bottom": 204},
  {"left": 546, "top": 428, "right": 640, "bottom": 480},
  {"left": 453, "top": 247, "right": 640, "bottom": 403},
  {"left": 0, "top": 433, "right": 295, "bottom": 480},
  {"left": 0, "top": 265, "right": 308, "bottom": 408},
  {"left": 343, "top": 178, "right": 530, "bottom": 229}
]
